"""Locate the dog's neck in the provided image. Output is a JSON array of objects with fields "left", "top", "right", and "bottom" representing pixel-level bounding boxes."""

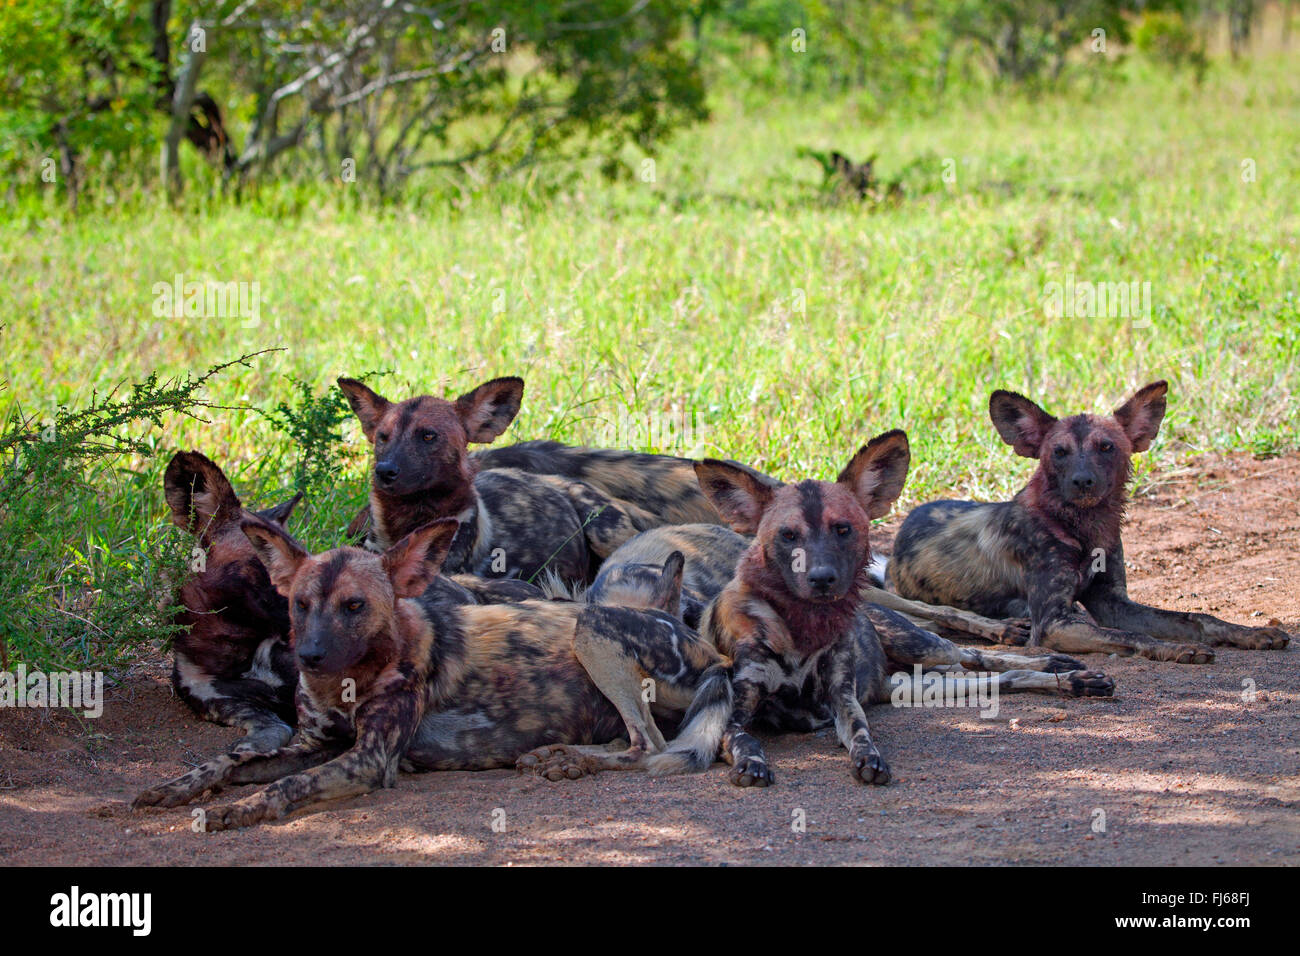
[
  {"left": 1020, "top": 465, "right": 1128, "bottom": 554},
  {"left": 736, "top": 545, "right": 870, "bottom": 656},
  {"left": 400, "top": 593, "right": 473, "bottom": 709},
  {"left": 366, "top": 481, "right": 485, "bottom": 569}
]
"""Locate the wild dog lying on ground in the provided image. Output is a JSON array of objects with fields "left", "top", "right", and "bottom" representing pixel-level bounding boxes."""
[
  {"left": 887, "top": 381, "right": 1293, "bottom": 663},
  {"left": 164, "top": 451, "right": 303, "bottom": 754},
  {"left": 587, "top": 524, "right": 1097, "bottom": 686},
  {"left": 474, "top": 440, "right": 1035, "bottom": 643},
  {"left": 473, "top": 440, "right": 734, "bottom": 526},
  {"left": 338, "top": 375, "right": 659, "bottom": 586},
  {"left": 164, "top": 451, "right": 547, "bottom": 754},
  {"left": 524, "top": 433, "right": 1113, "bottom": 788},
  {"left": 796, "top": 147, "right": 904, "bottom": 203},
  {"left": 132, "top": 517, "right": 731, "bottom": 829}
]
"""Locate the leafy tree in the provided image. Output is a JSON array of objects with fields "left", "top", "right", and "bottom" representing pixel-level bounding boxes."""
[
  {"left": 1, "top": 0, "right": 709, "bottom": 202},
  {"left": 0, "top": 0, "right": 161, "bottom": 208}
]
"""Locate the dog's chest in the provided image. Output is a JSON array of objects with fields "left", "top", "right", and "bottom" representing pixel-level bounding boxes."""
[
  {"left": 299, "top": 681, "right": 360, "bottom": 741},
  {"left": 752, "top": 646, "right": 837, "bottom": 732}
]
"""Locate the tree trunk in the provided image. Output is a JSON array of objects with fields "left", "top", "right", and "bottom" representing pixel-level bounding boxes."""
[{"left": 162, "top": 29, "right": 207, "bottom": 199}]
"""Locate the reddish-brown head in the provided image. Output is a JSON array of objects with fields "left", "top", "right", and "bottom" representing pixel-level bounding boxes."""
[
  {"left": 337, "top": 376, "right": 524, "bottom": 500},
  {"left": 241, "top": 516, "right": 458, "bottom": 675},
  {"left": 989, "top": 381, "right": 1167, "bottom": 509},
  {"left": 164, "top": 451, "right": 302, "bottom": 616},
  {"left": 695, "top": 430, "right": 910, "bottom": 603}
]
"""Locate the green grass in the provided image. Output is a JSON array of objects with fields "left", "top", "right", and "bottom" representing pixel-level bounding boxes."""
[{"left": 1, "top": 54, "right": 1297, "bottom": 657}]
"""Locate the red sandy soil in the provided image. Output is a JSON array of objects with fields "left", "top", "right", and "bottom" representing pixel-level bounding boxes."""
[{"left": 2, "top": 452, "right": 1297, "bottom": 866}]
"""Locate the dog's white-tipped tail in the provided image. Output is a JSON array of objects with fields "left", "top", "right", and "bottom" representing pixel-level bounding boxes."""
[
  {"left": 867, "top": 554, "right": 889, "bottom": 589},
  {"left": 645, "top": 664, "right": 732, "bottom": 776}
]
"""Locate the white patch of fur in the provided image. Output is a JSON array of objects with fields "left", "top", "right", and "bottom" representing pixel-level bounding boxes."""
[
  {"left": 174, "top": 654, "right": 217, "bottom": 702},
  {"left": 536, "top": 568, "right": 584, "bottom": 601},
  {"left": 242, "top": 637, "right": 285, "bottom": 687}
]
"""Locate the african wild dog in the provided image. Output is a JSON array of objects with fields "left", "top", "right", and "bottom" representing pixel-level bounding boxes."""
[
  {"left": 132, "top": 517, "right": 731, "bottom": 828},
  {"left": 338, "top": 376, "right": 658, "bottom": 586},
  {"left": 588, "top": 524, "right": 1098, "bottom": 688},
  {"left": 887, "top": 381, "right": 1293, "bottom": 663},
  {"left": 164, "top": 451, "right": 549, "bottom": 754},
  {"left": 473, "top": 440, "right": 745, "bottom": 526},
  {"left": 484, "top": 438, "right": 1032, "bottom": 645},
  {"left": 524, "top": 433, "right": 1113, "bottom": 788},
  {"left": 164, "top": 451, "right": 302, "bottom": 754},
  {"left": 797, "top": 147, "right": 904, "bottom": 203}
]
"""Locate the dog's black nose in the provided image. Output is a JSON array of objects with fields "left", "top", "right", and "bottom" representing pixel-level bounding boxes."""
[
  {"left": 375, "top": 461, "right": 399, "bottom": 484},
  {"left": 1071, "top": 473, "right": 1095, "bottom": 491},
  {"left": 808, "top": 567, "right": 839, "bottom": 590},
  {"left": 298, "top": 649, "right": 325, "bottom": 668}
]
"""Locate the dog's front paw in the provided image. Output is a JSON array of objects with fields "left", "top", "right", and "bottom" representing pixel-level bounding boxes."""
[
  {"left": 1042, "top": 652, "right": 1087, "bottom": 673},
  {"left": 850, "top": 748, "right": 891, "bottom": 785},
  {"left": 1060, "top": 670, "right": 1115, "bottom": 698},
  {"left": 729, "top": 755, "right": 774, "bottom": 788},
  {"left": 231, "top": 724, "right": 293, "bottom": 756},
  {"left": 999, "top": 618, "right": 1033, "bottom": 646},
  {"left": 201, "top": 796, "right": 281, "bottom": 832},
  {"left": 516, "top": 744, "right": 598, "bottom": 781},
  {"left": 132, "top": 783, "right": 185, "bottom": 810},
  {"left": 1224, "top": 625, "right": 1291, "bottom": 650},
  {"left": 132, "top": 774, "right": 221, "bottom": 810},
  {"left": 1162, "top": 643, "right": 1214, "bottom": 665}
]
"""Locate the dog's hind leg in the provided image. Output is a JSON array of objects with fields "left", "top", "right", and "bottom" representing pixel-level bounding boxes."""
[
  {"left": 863, "top": 586, "right": 1031, "bottom": 645},
  {"left": 198, "top": 690, "right": 294, "bottom": 756},
  {"left": 864, "top": 605, "right": 1084, "bottom": 675},
  {"left": 887, "top": 667, "right": 1114, "bottom": 710},
  {"left": 517, "top": 608, "right": 724, "bottom": 780}
]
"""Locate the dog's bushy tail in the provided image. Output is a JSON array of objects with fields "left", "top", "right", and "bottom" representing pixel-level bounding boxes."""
[
  {"left": 534, "top": 567, "right": 585, "bottom": 602},
  {"left": 867, "top": 554, "right": 889, "bottom": 589},
  {"left": 645, "top": 664, "right": 732, "bottom": 776}
]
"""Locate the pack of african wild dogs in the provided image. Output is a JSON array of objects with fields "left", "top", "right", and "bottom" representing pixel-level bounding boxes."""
[{"left": 131, "top": 376, "right": 1291, "bottom": 831}]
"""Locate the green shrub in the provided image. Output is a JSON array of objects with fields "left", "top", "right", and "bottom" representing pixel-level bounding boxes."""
[
  {"left": 1134, "top": 11, "right": 1208, "bottom": 79},
  {"left": 0, "top": 353, "right": 265, "bottom": 673}
]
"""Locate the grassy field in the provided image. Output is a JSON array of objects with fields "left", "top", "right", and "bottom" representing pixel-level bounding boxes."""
[{"left": 1, "top": 54, "right": 1297, "bottom": 667}]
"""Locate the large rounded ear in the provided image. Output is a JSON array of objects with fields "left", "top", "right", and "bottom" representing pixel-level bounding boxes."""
[
  {"left": 693, "top": 460, "right": 779, "bottom": 535},
  {"left": 240, "top": 515, "right": 311, "bottom": 596},
  {"left": 1112, "top": 380, "right": 1168, "bottom": 453},
  {"left": 837, "top": 430, "right": 910, "bottom": 520},
  {"left": 652, "top": 551, "right": 686, "bottom": 618},
  {"left": 453, "top": 376, "right": 524, "bottom": 444},
  {"left": 383, "top": 518, "right": 459, "bottom": 598},
  {"left": 989, "top": 390, "right": 1058, "bottom": 458},
  {"left": 254, "top": 491, "right": 303, "bottom": 527},
  {"left": 337, "top": 377, "right": 392, "bottom": 443},
  {"left": 164, "top": 451, "right": 242, "bottom": 535}
]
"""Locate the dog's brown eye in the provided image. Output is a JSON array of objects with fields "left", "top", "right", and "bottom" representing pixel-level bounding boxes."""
[
  {"left": 422, "top": 431, "right": 438, "bottom": 443},
  {"left": 296, "top": 599, "right": 309, "bottom": 612},
  {"left": 345, "top": 599, "right": 365, "bottom": 613},
  {"left": 1098, "top": 440, "right": 1114, "bottom": 453},
  {"left": 780, "top": 529, "right": 798, "bottom": 542},
  {"left": 1053, "top": 447, "right": 1069, "bottom": 458},
  {"left": 833, "top": 523, "right": 851, "bottom": 537},
  {"left": 377, "top": 432, "right": 389, "bottom": 444}
]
